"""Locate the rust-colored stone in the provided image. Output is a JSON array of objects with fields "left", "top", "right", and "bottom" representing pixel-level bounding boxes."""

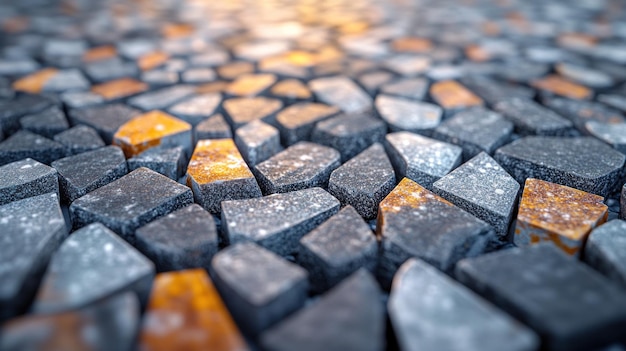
[
  {"left": 113, "top": 110, "right": 192, "bottom": 157},
  {"left": 430, "top": 80, "right": 483, "bottom": 110},
  {"left": 12, "top": 68, "right": 59, "bottom": 94},
  {"left": 162, "top": 23, "right": 195, "bottom": 39},
  {"left": 226, "top": 73, "right": 277, "bottom": 97},
  {"left": 531, "top": 75, "right": 592, "bottom": 100},
  {"left": 391, "top": 37, "right": 433, "bottom": 53},
  {"left": 284, "top": 50, "right": 318, "bottom": 67},
  {"left": 187, "top": 139, "right": 254, "bottom": 185},
  {"left": 91, "top": 78, "right": 149, "bottom": 100},
  {"left": 82, "top": 45, "right": 117, "bottom": 62},
  {"left": 465, "top": 45, "right": 491, "bottom": 62},
  {"left": 140, "top": 269, "right": 248, "bottom": 351},
  {"left": 138, "top": 51, "right": 170, "bottom": 71},
  {"left": 196, "top": 81, "right": 229, "bottom": 94},
  {"left": 271, "top": 79, "right": 312, "bottom": 100},
  {"left": 514, "top": 178, "right": 608, "bottom": 256}
]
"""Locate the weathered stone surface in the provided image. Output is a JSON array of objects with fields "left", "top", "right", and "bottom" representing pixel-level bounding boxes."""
[
  {"left": 187, "top": 138, "right": 261, "bottom": 213},
  {"left": 555, "top": 63, "right": 614, "bottom": 89},
  {"left": 223, "top": 97, "right": 283, "bottom": 128},
  {"left": 514, "top": 179, "right": 607, "bottom": 256},
  {"left": 217, "top": 61, "right": 255, "bottom": 80},
  {"left": 11, "top": 68, "right": 59, "bottom": 94},
  {"left": 68, "top": 104, "right": 142, "bottom": 144},
  {"left": 0, "top": 94, "right": 54, "bottom": 135},
  {"left": 60, "top": 90, "right": 104, "bottom": 110},
  {"left": 181, "top": 68, "right": 217, "bottom": 84},
  {"left": 378, "top": 178, "right": 495, "bottom": 287},
  {"left": 113, "top": 110, "right": 192, "bottom": 157},
  {"left": 493, "top": 98, "right": 575, "bottom": 136},
  {"left": 430, "top": 80, "right": 483, "bottom": 113},
  {"left": 135, "top": 204, "right": 218, "bottom": 272},
  {"left": 376, "top": 94, "right": 442, "bottom": 135},
  {"left": 531, "top": 74, "right": 593, "bottom": 100},
  {"left": 309, "top": 76, "right": 372, "bottom": 113},
  {"left": 2, "top": 292, "right": 140, "bottom": 351},
  {"left": 433, "top": 152, "right": 519, "bottom": 237},
  {"left": 221, "top": 187, "right": 340, "bottom": 255},
  {"left": 0, "top": 193, "right": 66, "bottom": 321},
  {"left": 299, "top": 206, "right": 377, "bottom": 292},
  {"left": 53, "top": 125, "right": 105, "bottom": 155},
  {"left": 460, "top": 75, "right": 534, "bottom": 106},
  {"left": 270, "top": 79, "right": 312, "bottom": 102},
  {"left": 138, "top": 51, "right": 169, "bottom": 71},
  {"left": 226, "top": 73, "right": 277, "bottom": 97},
  {"left": 432, "top": 107, "right": 513, "bottom": 161},
  {"left": 543, "top": 97, "right": 625, "bottom": 131},
  {"left": 82, "top": 45, "right": 117, "bottom": 63},
  {"left": 194, "top": 113, "right": 232, "bottom": 140},
  {"left": 18, "top": 105, "right": 69, "bottom": 138},
  {"left": 261, "top": 269, "right": 384, "bottom": 351},
  {"left": 358, "top": 71, "right": 394, "bottom": 95},
  {"left": 84, "top": 58, "right": 139, "bottom": 83},
  {"left": 494, "top": 136, "right": 625, "bottom": 197},
  {"left": 41, "top": 69, "right": 90, "bottom": 93},
  {"left": 91, "top": 77, "right": 149, "bottom": 101},
  {"left": 139, "top": 269, "right": 248, "bottom": 351},
  {"left": 128, "top": 85, "right": 196, "bottom": 111},
  {"left": 384, "top": 55, "right": 431, "bottom": 77},
  {"left": 235, "top": 120, "right": 281, "bottom": 167},
  {"left": 128, "top": 146, "right": 186, "bottom": 180},
  {"left": 52, "top": 146, "right": 128, "bottom": 203},
  {"left": 255, "top": 142, "right": 340, "bottom": 194},
  {"left": 379, "top": 77, "right": 428, "bottom": 100},
  {"left": 0, "top": 130, "right": 65, "bottom": 166},
  {"left": 585, "top": 220, "right": 626, "bottom": 288},
  {"left": 275, "top": 102, "right": 339, "bottom": 146},
  {"left": 211, "top": 242, "right": 309, "bottom": 336},
  {"left": 0, "top": 158, "right": 58, "bottom": 206},
  {"left": 385, "top": 131, "right": 462, "bottom": 190},
  {"left": 69, "top": 167, "right": 193, "bottom": 243},
  {"left": 389, "top": 259, "right": 539, "bottom": 351},
  {"left": 598, "top": 94, "right": 626, "bottom": 113},
  {"left": 142, "top": 70, "right": 179, "bottom": 87},
  {"left": 456, "top": 245, "right": 626, "bottom": 351},
  {"left": 328, "top": 143, "right": 395, "bottom": 219},
  {"left": 168, "top": 93, "right": 222, "bottom": 126},
  {"left": 32, "top": 223, "right": 154, "bottom": 314}
]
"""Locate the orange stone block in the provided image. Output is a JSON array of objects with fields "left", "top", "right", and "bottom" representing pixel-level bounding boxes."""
[
  {"left": 391, "top": 37, "right": 433, "bottom": 53},
  {"left": 284, "top": 50, "right": 318, "bottom": 67},
  {"left": 226, "top": 73, "right": 277, "bottom": 97},
  {"left": 138, "top": 51, "right": 170, "bottom": 71},
  {"left": 140, "top": 269, "right": 249, "bottom": 351},
  {"left": 91, "top": 78, "right": 149, "bottom": 100},
  {"left": 12, "top": 68, "right": 59, "bottom": 94},
  {"left": 271, "top": 79, "right": 312, "bottom": 100},
  {"left": 531, "top": 75, "right": 593, "bottom": 100},
  {"left": 113, "top": 110, "right": 192, "bottom": 157},
  {"left": 514, "top": 178, "right": 608, "bottom": 256},
  {"left": 162, "top": 23, "right": 195, "bottom": 39},
  {"left": 197, "top": 81, "right": 229, "bottom": 94},
  {"left": 217, "top": 62, "right": 255, "bottom": 80},
  {"left": 430, "top": 80, "right": 483, "bottom": 110},
  {"left": 82, "top": 45, "right": 117, "bottom": 62}
]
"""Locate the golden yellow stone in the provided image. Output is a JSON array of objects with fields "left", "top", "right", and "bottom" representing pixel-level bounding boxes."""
[
  {"left": 531, "top": 75, "right": 593, "bottom": 100},
  {"left": 138, "top": 51, "right": 170, "bottom": 71},
  {"left": 430, "top": 80, "right": 484, "bottom": 110},
  {"left": 271, "top": 79, "right": 312, "bottom": 100},
  {"left": 12, "top": 68, "right": 59, "bottom": 94},
  {"left": 91, "top": 78, "right": 149, "bottom": 100},
  {"left": 226, "top": 73, "right": 277, "bottom": 97},
  {"left": 187, "top": 139, "right": 254, "bottom": 185}
]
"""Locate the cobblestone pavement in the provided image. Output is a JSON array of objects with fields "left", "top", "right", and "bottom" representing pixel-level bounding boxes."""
[{"left": 1, "top": 0, "right": 626, "bottom": 350}]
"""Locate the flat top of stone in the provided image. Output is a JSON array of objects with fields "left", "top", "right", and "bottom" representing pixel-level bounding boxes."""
[
  {"left": 236, "top": 120, "right": 278, "bottom": 147},
  {"left": 212, "top": 242, "right": 308, "bottom": 305},
  {"left": 226, "top": 73, "right": 277, "bottom": 96},
  {"left": 187, "top": 138, "right": 253, "bottom": 183},
  {"left": 329, "top": 143, "right": 394, "bottom": 193},
  {"left": 585, "top": 121, "right": 626, "bottom": 145},
  {"left": 223, "top": 97, "right": 283, "bottom": 125},
  {"left": 53, "top": 125, "right": 105, "bottom": 149},
  {"left": 379, "top": 177, "right": 452, "bottom": 214},
  {"left": 376, "top": 94, "right": 442, "bottom": 130},
  {"left": 0, "top": 94, "right": 53, "bottom": 120},
  {"left": 127, "top": 85, "right": 196, "bottom": 110},
  {"left": 276, "top": 102, "right": 339, "bottom": 129},
  {"left": 69, "top": 103, "right": 141, "bottom": 136},
  {"left": 587, "top": 220, "right": 626, "bottom": 266},
  {"left": 315, "top": 109, "right": 385, "bottom": 136},
  {"left": 271, "top": 79, "right": 312, "bottom": 99},
  {"left": 0, "top": 158, "right": 56, "bottom": 188},
  {"left": 130, "top": 145, "right": 184, "bottom": 163},
  {"left": 168, "top": 93, "right": 221, "bottom": 118},
  {"left": 221, "top": 187, "right": 340, "bottom": 242},
  {"left": 430, "top": 80, "right": 483, "bottom": 109},
  {"left": 51, "top": 146, "right": 126, "bottom": 188},
  {"left": 493, "top": 97, "right": 573, "bottom": 132},
  {"left": 91, "top": 78, "right": 149, "bottom": 100},
  {"left": 136, "top": 204, "right": 216, "bottom": 247},
  {"left": 0, "top": 130, "right": 63, "bottom": 152},
  {"left": 308, "top": 76, "right": 373, "bottom": 113},
  {"left": 114, "top": 110, "right": 191, "bottom": 147},
  {"left": 380, "top": 77, "right": 428, "bottom": 100},
  {"left": 434, "top": 107, "right": 513, "bottom": 150},
  {"left": 531, "top": 74, "right": 592, "bottom": 100}
]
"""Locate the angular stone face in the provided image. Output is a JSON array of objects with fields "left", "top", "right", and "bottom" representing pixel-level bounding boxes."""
[
  {"left": 85, "top": 57, "right": 139, "bottom": 83},
  {"left": 82, "top": 45, "right": 117, "bottom": 62},
  {"left": 221, "top": 187, "right": 340, "bottom": 256},
  {"left": 223, "top": 97, "right": 283, "bottom": 128},
  {"left": 531, "top": 74, "right": 592, "bottom": 100},
  {"left": 235, "top": 120, "right": 281, "bottom": 167},
  {"left": 494, "top": 136, "right": 625, "bottom": 197},
  {"left": 211, "top": 242, "right": 309, "bottom": 336},
  {"left": 0, "top": 158, "right": 58, "bottom": 206},
  {"left": 41, "top": 69, "right": 89, "bottom": 93},
  {"left": 32, "top": 223, "right": 154, "bottom": 314},
  {"left": 140, "top": 269, "right": 248, "bottom": 351},
  {"left": 493, "top": 97, "right": 575, "bottom": 136},
  {"left": 380, "top": 77, "right": 429, "bottom": 100},
  {"left": 385, "top": 131, "right": 462, "bottom": 190},
  {"left": 377, "top": 178, "right": 495, "bottom": 287},
  {"left": 543, "top": 97, "right": 625, "bottom": 131},
  {"left": 0, "top": 193, "right": 66, "bottom": 321},
  {"left": 389, "top": 259, "right": 539, "bottom": 351},
  {"left": 375, "top": 94, "right": 442, "bottom": 135},
  {"left": 270, "top": 79, "right": 312, "bottom": 102},
  {"left": 194, "top": 113, "right": 232, "bottom": 140},
  {"left": 311, "top": 109, "right": 387, "bottom": 162},
  {"left": 2, "top": 292, "right": 140, "bottom": 351},
  {"left": 0, "top": 94, "right": 55, "bottom": 136},
  {"left": 113, "top": 110, "right": 192, "bottom": 158},
  {"left": 217, "top": 61, "right": 255, "bottom": 80},
  {"left": 19, "top": 105, "right": 69, "bottom": 138},
  {"left": 432, "top": 107, "right": 513, "bottom": 161},
  {"left": 168, "top": 93, "right": 222, "bottom": 126},
  {"left": 91, "top": 77, "right": 149, "bottom": 101},
  {"left": 555, "top": 63, "right": 613, "bottom": 89},
  {"left": 135, "top": 205, "right": 218, "bottom": 272},
  {"left": 186, "top": 138, "right": 261, "bottom": 213},
  {"left": 299, "top": 206, "right": 378, "bottom": 292},
  {"left": 69, "top": 167, "right": 193, "bottom": 243},
  {"left": 585, "top": 122, "right": 626, "bottom": 154},
  {"left": 11, "top": 68, "right": 59, "bottom": 94},
  {"left": 0, "top": 130, "right": 66, "bottom": 166},
  {"left": 455, "top": 245, "right": 626, "bottom": 351},
  {"left": 260, "top": 270, "right": 384, "bottom": 351},
  {"left": 433, "top": 152, "right": 520, "bottom": 237},
  {"left": 460, "top": 75, "right": 535, "bottom": 107},
  {"left": 138, "top": 51, "right": 170, "bottom": 71},
  {"left": 255, "top": 142, "right": 341, "bottom": 194},
  {"left": 53, "top": 125, "right": 106, "bottom": 155},
  {"left": 429, "top": 80, "right": 483, "bottom": 112},
  {"left": 585, "top": 220, "right": 626, "bottom": 288},
  {"left": 514, "top": 179, "right": 607, "bottom": 256},
  {"left": 328, "top": 143, "right": 395, "bottom": 219},
  {"left": 128, "top": 146, "right": 186, "bottom": 180},
  {"left": 68, "top": 103, "right": 142, "bottom": 144},
  {"left": 52, "top": 146, "right": 128, "bottom": 203},
  {"left": 275, "top": 102, "right": 339, "bottom": 146},
  {"left": 309, "top": 76, "right": 373, "bottom": 113},
  {"left": 127, "top": 85, "right": 196, "bottom": 111},
  {"left": 226, "top": 73, "right": 277, "bottom": 96}
]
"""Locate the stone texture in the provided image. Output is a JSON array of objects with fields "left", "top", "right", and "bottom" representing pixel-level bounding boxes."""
[
  {"left": 235, "top": 120, "right": 281, "bottom": 166},
  {"left": 69, "top": 167, "right": 193, "bottom": 244},
  {"left": 493, "top": 98, "right": 575, "bottom": 136},
  {"left": 221, "top": 187, "right": 340, "bottom": 256},
  {"left": 460, "top": 75, "right": 535, "bottom": 106},
  {"left": 194, "top": 113, "right": 233, "bottom": 140},
  {"left": 0, "top": 130, "right": 66, "bottom": 166},
  {"left": 385, "top": 131, "right": 462, "bottom": 190},
  {"left": 32, "top": 223, "right": 154, "bottom": 314},
  {"left": 0, "top": 193, "right": 66, "bottom": 321},
  {"left": 270, "top": 78, "right": 312, "bottom": 102},
  {"left": 68, "top": 104, "right": 142, "bottom": 144},
  {"left": 585, "top": 220, "right": 626, "bottom": 288},
  {"left": 128, "top": 85, "right": 196, "bottom": 111},
  {"left": 430, "top": 80, "right": 483, "bottom": 114},
  {"left": 223, "top": 97, "right": 283, "bottom": 128},
  {"left": 543, "top": 97, "right": 625, "bottom": 131},
  {"left": 275, "top": 102, "right": 339, "bottom": 146},
  {"left": 433, "top": 152, "right": 520, "bottom": 237},
  {"left": 531, "top": 74, "right": 592, "bottom": 100},
  {"left": 494, "top": 136, "right": 625, "bottom": 197},
  {"left": 376, "top": 94, "right": 442, "bottom": 135},
  {"left": 226, "top": 73, "right": 277, "bottom": 96},
  {"left": 19, "top": 105, "right": 69, "bottom": 138},
  {"left": 328, "top": 143, "right": 395, "bottom": 219},
  {"left": 53, "top": 125, "right": 105, "bottom": 155},
  {"left": 0, "top": 94, "right": 55, "bottom": 136},
  {"left": 555, "top": 63, "right": 614, "bottom": 89},
  {"left": 91, "top": 78, "right": 149, "bottom": 101},
  {"left": 11, "top": 68, "right": 59, "bottom": 94},
  {"left": 456, "top": 245, "right": 626, "bottom": 351},
  {"left": 389, "top": 258, "right": 539, "bottom": 351},
  {"left": 379, "top": 77, "right": 428, "bottom": 100},
  {"left": 211, "top": 242, "right": 309, "bottom": 336},
  {"left": 585, "top": 122, "right": 626, "bottom": 154},
  {"left": 42, "top": 69, "right": 90, "bottom": 93},
  {"left": 309, "top": 76, "right": 373, "bottom": 113},
  {"left": 168, "top": 93, "right": 222, "bottom": 126},
  {"left": 0, "top": 158, "right": 58, "bottom": 206},
  {"left": 261, "top": 269, "right": 384, "bottom": 351},
  {"left": 255, "top": 142, "right": 341, "bottom": 194},
  {"left": 139, "top": 269, "right": 249, "bottom": 351},
  {"left": 52, "top": 146, "right": 128, "bottom": 203},
  {"left": 84, "top": 58, "right": 139, "bottom": 83},
  {"left": 128, "top": 146, "right": 186, "bottom": 180}
]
